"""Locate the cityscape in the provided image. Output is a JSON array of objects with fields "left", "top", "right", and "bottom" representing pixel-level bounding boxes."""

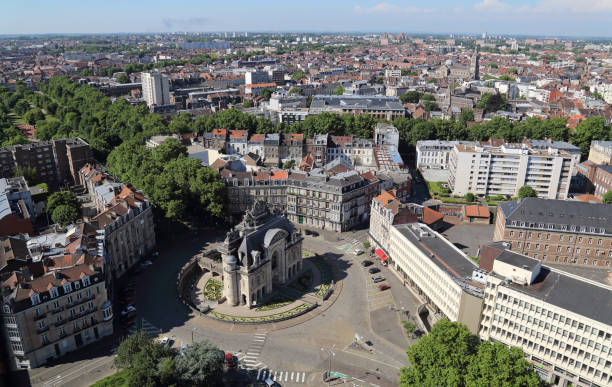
[{"left": 1, "top": 1, "right": 612, "bottom": 387}]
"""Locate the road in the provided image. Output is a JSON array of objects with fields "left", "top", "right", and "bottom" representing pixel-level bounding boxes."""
[{"left": 29, "top": 228, "right": 416, "bottom": 387}]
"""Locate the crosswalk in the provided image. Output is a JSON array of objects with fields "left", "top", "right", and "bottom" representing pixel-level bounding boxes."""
[
  {"left": 127, "top": 318, "right": 162, "bottom": 336},
  {"left": 239, "top": 331, "right": 267, "bottom": 369},
  {"left": 255, "top": 369, "right": 308, "bottom": 384}
]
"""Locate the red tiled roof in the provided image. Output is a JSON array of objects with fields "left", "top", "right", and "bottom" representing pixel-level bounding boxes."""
[
  {"left": 374, "top": 190, "right": 396, "bottom": 207},
  {"left": 271, "top": 171, "right": 288, "bottom": 180},
  {"left": 212, "top": 128, "right": 227, "bottom": 136},
  {"left": 423, "top": 207, "right": 444, "bottom": 226},
  {"left": 464, "top": 205, "right": 490, "bottom": 218}
]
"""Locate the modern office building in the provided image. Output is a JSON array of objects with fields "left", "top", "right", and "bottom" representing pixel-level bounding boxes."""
[
  {"left": 479, "top": 246, "right": 612, "bottom": 387},
  {"left": 309, "top": 95, "right": 405, "bottom": 121},
  {"left": 388, "top": 223, "right": 485, "bottom": 333},
  {"left": 245, "top": 71, "right": 270, "bottom": 85},
  {"left": 141, "top": 72, "right": 170, "bottom": 107},
  {"left": 448, "top": 142, "right": 575, "bottom": 199},
  {"left": 416, "top": 140, "right": 478, "bottom": 170},
  {"left": 493, "top": 198, "right": 612, "bottom": 268}
]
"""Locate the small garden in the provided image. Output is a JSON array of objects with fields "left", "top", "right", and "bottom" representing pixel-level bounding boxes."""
[
  {"left": 207, "top": 303, "right": 312, "bottom": 323},
  {"left": 255, "top": 295, "right": 293, "bottom": 312},
  {"left": 203, "top": 278, "right": 223, "bottom": 301}
]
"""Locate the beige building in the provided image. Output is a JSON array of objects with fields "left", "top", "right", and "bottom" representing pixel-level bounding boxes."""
[
  {"left": 494, "top": 198, "right": 612, "bottom": 268},
  {"left": 588, "top": 141, "right": 612, "bottom": 165},
  {"left": 449, "top": 142, "right": 575, "bottom": 199},
  {"left": 220, "top": 202, "right": 303, "bottom": 308},
  {"left": 480, "top": 249, "right": 612, "bottom": 387},
  {"left": 388, "top": 223, "right": 484, "bottom": 333},
  {"left": 1, "top": 255, "right": 113, "bottom": 370}
]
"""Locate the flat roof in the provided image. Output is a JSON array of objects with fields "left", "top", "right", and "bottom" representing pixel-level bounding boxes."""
[
  {"left": 505, "top": 266, "right": 612, "bottom": 326},
  {"left": 395, "top": 224, "right": 478, "bottom": 279},
  {"left": 496, "top": 250, "right": 540, "bottom": 271}
]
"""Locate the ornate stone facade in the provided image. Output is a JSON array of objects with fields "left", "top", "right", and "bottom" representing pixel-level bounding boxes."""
[{"left": 220, "top": 201, "right": 303, "bottom": 308}]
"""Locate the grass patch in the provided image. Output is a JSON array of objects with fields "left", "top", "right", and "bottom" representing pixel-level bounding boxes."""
[
  {"left": 302, "top": 250, "right": 314, "bottom": 258},
  {"left": 208, "top": 303, "right": 311, "bottom": 322},
  {"left": 90, "top": 369, "right": 130, "bottom": 387},
  {"left": 469, "top": 256, "right": 480, "bottom": 264},
  {"left": 203, "top": 278, "right": 223, "bottom": 301},
  {"left": 315, "top": 283, "right": 331, "bottom": 298},
  {"left": 256, "top": 295, "right": 293, "bottom": 312},
  {"left": 426, "top": 181, "right": 450, "bottom": 198},
  {"left": 401, "top": 320, "right": 416, "bottom": 334}
]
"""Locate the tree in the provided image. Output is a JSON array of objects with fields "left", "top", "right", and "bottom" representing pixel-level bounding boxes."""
[
  {"left": 291, "top": 71, "right": 306, "bottom": 81},
  {"left": 24, "top": 108, "right": 45, "bottom": 125},
  {"left": 175, "top": 340, "right": 225, "bottom": 386},
  {"left": 399, "top": 319, "right": 479, "bottom": 386},
  {"left": 571, "top": 117, "right": 608, "bottom": 157},
  {"left": 261, "top": 88, "right": 274, "bottom": 100},
  {"left": 399, "top": 319, "right": 543, "bottom": 387},
  {"left": 334, "top": 86, "right": 344, "bottom": 95},
  {"left": 518, "top": 185, "right": 537, "bottom": 199},
  {"left": 602, "top": 191, "right": 612, "bottom": 204},
  {"left": 465, "top": 192, "right": 475, "bottom": 203},
  {"left": 14, "top": 99, "right": 30, "bottom": 115},
  {"left": 116, "top": 74, "right": 130, "bottom": 84},
  {"left": 282, "top": 159, "right": 295, "bottom": 169},
  {"left": 51, "top": 204, "right": 80, "bottom": 227},
  {"left": 466, "top": 341, "right": 542, "bottom": 387},
  {"left": 242, "top": 99, "right": 253, "bottom": 108},
  {"left": 399, "top": 91, "right": 422, "bottom": 104},
  {"left": 47, "top": 191, "right": 80, "bottom": 216}
]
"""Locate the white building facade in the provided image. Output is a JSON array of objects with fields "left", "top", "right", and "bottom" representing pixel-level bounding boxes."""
[{"left": 141, "top": 72, "right": 170, "bottom": 107}]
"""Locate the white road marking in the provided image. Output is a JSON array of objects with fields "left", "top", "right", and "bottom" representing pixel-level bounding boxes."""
[
  {"left": 257, "top": 369, "right": 262, "bottom": 380},
  {"left": 301, "top": 372, "right": 306, "bottom": 382},
  {"left": 291, "top": 371, "right": 294, "bottom": 381}
]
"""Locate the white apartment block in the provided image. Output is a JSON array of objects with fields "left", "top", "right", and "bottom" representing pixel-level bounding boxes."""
[
  {"left": 326, "top": 138, "right": 375, "bottom": 167},
  {"left": 245, "top": 71, "right": 270, "bottom": 85},
  {"left": 141, "top": 72, "right": 170, "bottom": 107},
  {"left": 448, "top": 143, "right": 575, "bottom": 199},
  {"left": 388, "top": 223, "right": 484, "bottom": 333},
  {"left": 480, "top": 250, "right": 612, "bottom": 387},
  {"left": 416, "top": 140, "right": 478, "bottom": 170}
]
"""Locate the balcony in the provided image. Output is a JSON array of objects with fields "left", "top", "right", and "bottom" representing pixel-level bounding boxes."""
[
  {"left": 69, "top": 307, "right": 97, "bottom": 321},
  {"left": 37, "top": 325, "right": 49, "bottom": 334}
]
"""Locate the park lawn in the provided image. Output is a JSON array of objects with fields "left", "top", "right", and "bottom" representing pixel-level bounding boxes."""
[
  {"left": 426, "top": 181, "right": 450, "bottom": 198},
  {"left": 90, "top": 369, "right": 130, "bottom": 387}
]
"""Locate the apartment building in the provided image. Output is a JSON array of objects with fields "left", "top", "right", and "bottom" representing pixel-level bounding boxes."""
[
  {"left": 479, "top": 247, "right": 612, "bottom": 387},
  {"left": 493, "top": 198, "right": 612, "bottom": 268},
  {"left": 448, "top": 142, "right": 575, "bottom": 199},
  {"left": 221, "top": 169, "right": 288, "bottom": 222},
  {"left": 0, "top": 254, "right": 113, "bottom": 370},
  {"left": 369, "top": 190, "right": 418, "bottom": 255},
  {"left": 286, "top": 170, "right": 379, "bottom": 232},
  {"left": 593, "top": 165, "right": 612, "bottom": 201},
  {"left": 226, "top": 130, "right": 248, "bottom": 155},
  {"left": 141, "top": 72, "right": 170, "bottom": 107},
  {"left": 388, "top": 223, "right": 484, "bottom": 333},
  {"left": 416, "top": 140, "right": 477, "bottom": 170},
  {"left": 92, "top": 186, "right": 156, "bottom": 282},
  {"left": 309, "top": 95, "right": 405, "bottom": 121},
  {"left": 588, "top": 141, "right": 612, "bottom": 165},
  {"left": 0, "top": 138, "right": 93, "bottom": 189},
  {"left": 0, "top": 177, "right": 35, "bottom": 237},
  {"left": 374, "top": 123, "right": 399, "bottom": 148},
  {"left": 326, "top": 136, "right": 376, "bottom": 167}
]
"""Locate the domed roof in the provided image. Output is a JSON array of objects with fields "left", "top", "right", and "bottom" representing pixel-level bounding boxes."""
[
  {"left": 224, "top": 255, "right": 237, "bottom": 265},
  {"left": 264, "top": 228, "right": 288, "bottom": 247}
]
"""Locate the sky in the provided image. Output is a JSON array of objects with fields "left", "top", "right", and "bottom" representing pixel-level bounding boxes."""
[{"left": 2, "top": 0, "right": 612, "bottom": 37}]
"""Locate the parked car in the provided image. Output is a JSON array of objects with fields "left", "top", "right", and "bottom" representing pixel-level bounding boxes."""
[
  {"left": 304, "top": 229, "right": 312, "bottom": 235},
  {"left": 159, "top": 336, "right": 171, "bottom": 347},
  {"left": 372, "top": 276, "right": 385, "bottom": 283},
  {"left": 378, "top": 284, "right": 390, "bottom": 291},
  {"left": 368, "top": 267, "right": 380, "bottom": 274},
  {"left": 361, "top": 260, "right": 373, "bottom": 267},
  {"left": 353, "top": 249, "right": 364, "bottom": 256},
  {"left": 121, "top": 305, "right": 136, "bottom": 316},
  {"left": 181, "top": 343, "right": 188, "bottom": 353},
  {"left": 311, "top": 231, "right": 319, "bottom": 237}
]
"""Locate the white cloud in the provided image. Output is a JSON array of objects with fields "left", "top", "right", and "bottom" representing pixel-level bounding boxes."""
[{"left": 354, "top": 2, "right": 424, "bottom": 14}]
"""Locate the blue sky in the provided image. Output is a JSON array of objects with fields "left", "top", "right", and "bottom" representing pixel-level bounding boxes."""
[{"left": 2, "top": 0, "right": 611, "bottom": 37}]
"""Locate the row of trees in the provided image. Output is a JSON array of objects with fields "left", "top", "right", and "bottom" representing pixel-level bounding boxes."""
[
  {"left": 93, "top": 332, "right": 225, "bottom": 387},
  {"left": 399, "top": 319, "right": 544, "bottom": 386},
  {"left": 106, "top": 139, "right": 226, "bottom": 220}
]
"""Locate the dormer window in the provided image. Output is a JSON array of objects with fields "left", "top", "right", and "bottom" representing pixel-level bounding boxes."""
[
  {"left": 49, "top": 287, "right": 58, "bottom": 298},
  {"left": 31, "top": 293, "right": 40, "bottom": 305},
  {"left": 63, "top": 283, "right": 72, "bottom": 293},
  {"left": 82, "top": 276, "right": 90, "bottom": 286},
  {"left": 74, "top": 282, "right": 80, "bottom": 290}
]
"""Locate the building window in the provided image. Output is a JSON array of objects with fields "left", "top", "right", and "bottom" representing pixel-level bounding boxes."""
[
  {"left": 31, "top": 293, "right": 40, "bottom": 305},
  {"left": 41, "top": 334, "right": 49, "bottom": 345},
  {"left": 63, "top": 283, "right": 72, "bottom": 293},
  {"left": 83, "top": 276, "right": 90, "bottom": 286},
  {"left": 50, "top": 287, "right": 58, "bottom": 298}
]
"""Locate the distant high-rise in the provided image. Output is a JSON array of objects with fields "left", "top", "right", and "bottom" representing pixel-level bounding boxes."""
[
  {"left": 482, "top": 31, "right": 487, "bottom": 39},
  {"left": 141, "top": 72, "right": 170, "bottom": 107}
]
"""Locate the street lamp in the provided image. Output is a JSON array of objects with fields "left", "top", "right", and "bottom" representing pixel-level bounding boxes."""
[{"left": 320, "top": 345, "right": 335, "bottom": 386}]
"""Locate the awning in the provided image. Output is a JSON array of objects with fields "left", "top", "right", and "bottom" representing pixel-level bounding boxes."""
[{"left": 375, "top": 249, "right": 388, "bottom": 261}]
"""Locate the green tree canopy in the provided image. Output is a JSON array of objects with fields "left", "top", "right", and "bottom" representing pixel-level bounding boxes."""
[
  {"left": 116, "top": 74, "right": 130, "bottom": 84},
  {"left": 334, "top": 86, "right": 345, "bottom": 95},
  {"left": 47, "top": 190, "right": 80, "bottom": 216},
  {"left": 465, "top": 192, "right": 476, "bottom": 203},
  {"left": 51, "top": 204, "right": 80, "bottom": 227},
  {"left": 518, "top": 185, "right": 538, "bottom": 198},
  {"left": 400, "top": 91, "right": 423, "bottom": 104},
  {"left": 602, "top": 191, "right": 612, "bottom": 204},
  {"left": 399, "top": 320, "right": 544, "bottom": 387},
  {"left": 175, "top": 340, "right": 225, "bottom": 386}
]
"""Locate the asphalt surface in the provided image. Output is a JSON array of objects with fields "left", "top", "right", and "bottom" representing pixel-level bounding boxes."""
[{"left": 27, "top": 227, "right": 416, "bottom": 387}]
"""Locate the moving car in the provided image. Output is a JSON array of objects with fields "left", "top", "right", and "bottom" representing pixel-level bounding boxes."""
[
  {"left": 353, "top": 249, "right": 364, "bottom": 256},
  {"left": 372, "top": 275, "right": 385, "bottom": 283},
  {"left": 361, "top": 260, "right": 373, "bottom": 267},
  {"left": 159, "top": 336, "right": 171, "bottom": 347},
  {"left": 378, "top": 284, "right": 390, "bottom": 291}
]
